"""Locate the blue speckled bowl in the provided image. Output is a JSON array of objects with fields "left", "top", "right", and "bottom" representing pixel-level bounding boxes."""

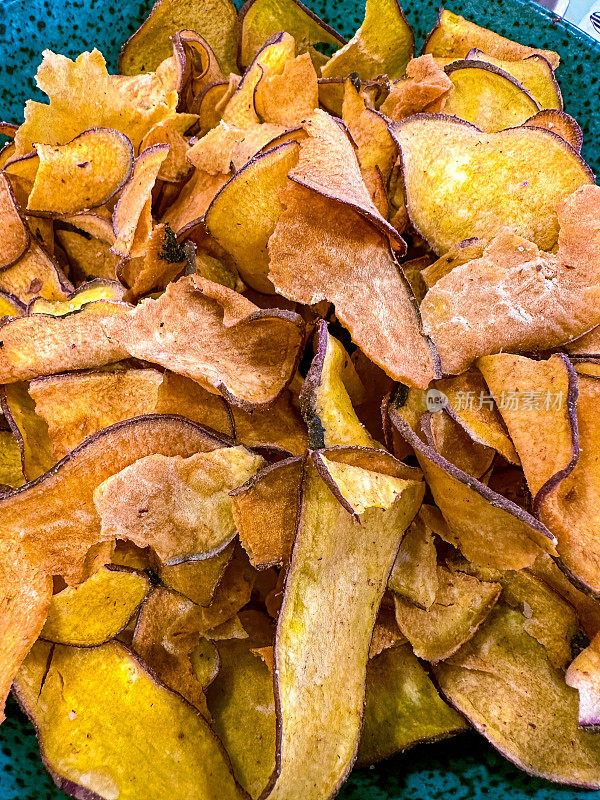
[{"left": 0, "top": 2, "right": 599, "bottom": 799}]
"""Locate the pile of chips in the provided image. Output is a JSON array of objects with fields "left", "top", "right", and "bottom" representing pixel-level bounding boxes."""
[{"left": 0, "top": 0, "right": 600, "bottom": 796}]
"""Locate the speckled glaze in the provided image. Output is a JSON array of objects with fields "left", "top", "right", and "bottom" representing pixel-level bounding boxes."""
[{"left": 0, "top": 0, "right": 600, "bottom": 798}]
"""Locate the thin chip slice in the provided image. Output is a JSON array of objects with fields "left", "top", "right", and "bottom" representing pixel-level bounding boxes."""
[
  {"left": 0, "top": 173, "right": 29, "bottom": 269},
  {"left": 14, "top": 640, "right": 246, "bottom": 799},
  {"left": 394, "top": 115, "right": 593, "bottom": 255},
  {"left": 266, "top": 451, "right": 424, "bottom": 799},
  {"left": 29, "top": 279, "right": 126, "bottom": 315},
  {"left": 427, "top": 410, "right": 495, "bottom": 479},
  {"left": 255, "top": 53, "right": 318, "bottom": 127},
  {"left": 110, "top": 275, "right": 305, "bottom": 408},
  {"left": 434, "top": 605, "right": 600, "bottom": 788},
  {"left": 465, "top": 50, "right": 561, "bottom": 110},
  {"left": 379, "top": 55, "right": 453, "bottom": 120},
  {"left": 0, "top": 239, "right": 72, "bottom": 304},
  {"left": 41, "top": 565, "right": 150, "bottom": 645},
  {"left": 230, "top": 389, "right": 307, "bottom": 454},
  {"left": 27, "top": 128, "right": 134, "bottom": 215},
  {"left": 119, "top": 0, "right": 238, "bottom": 76},
  {"left": 356, "top": 644, "right": 467, "bottom": 767},
  {"left": 388, "top": 513, "right": 438, "bottom": 610},
  {"left": 205, "top": 141, "right": 300, "bottom": 293},
  {"left": 524, "top": 108, "right": 583, "bottom": 151},
  {"left": 443, "top": 60, "right": 540, "bottom": 132},
  {"left": 191, "top": 637, "right": 221, "bottom": 689},
  {"left": 321, "top": 0, "right": 414, "bottom": 81},
  {"left": 94, "top": 446, "right": 264, "bottom": 565},
  {"left": 239, "top": 0, "right": 344, "bottom": 68},
  {"left": 300, "top": 321, "right": 379, "bottom": 449},
  {"left": 268, "top": 182, "right": 437, "bottom": 388},
  {"left": 1, "top": 381, "right": 55, "bottom": 480},
  {"left": 422, "top": 10, "right": 559, "bottom": 69},
  {"left": 566, "top": 634, "right": 600, "bottom": 729},
  {"left": 0, "top": 430, "right": 25, "bottom": 488},
  {"left": 55, "top": 214, "right": 120, "bottom": 281},
  {"left": 139, "top": 113, "right": 196, "bottom": 183},
  {"left": 232, "top": 456, "right": 304, "bottom": 569},
  {"left": 159, "top": 543, "right": 234, "bottom": 607}
]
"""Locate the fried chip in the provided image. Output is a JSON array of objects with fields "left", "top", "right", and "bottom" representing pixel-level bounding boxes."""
[
  {"left": 394, "top": 564, "right": 501, "bottom": 661},
  {"left": 420, "top": 187, "right": 600, "bottom": 373},
  {"left": 55, "top": 213, "right": 120, "bottom": 281},
  {"left": 369, "top": 600, "right": 407, "bottom": 658},
  {"left": 356, "top": 643, "right": 467, "bottom": 767},
  {"left": 110, "top": 275, "right": 305, "bottom": 407},
  {"left": 389, "top": 400, "right": 556, "bottom": 570},
  {"left": 524, "top": 108, "right": 583, "bottom": 151},
  {"left": 388, "top": 513, "right": 438, "bottom": 610},
  {"left": 0, "top": 290, "right": 25, "bottom": 320},
  {"left": 232, "top": 455, "right": 304, "bottom": 568},
  {"left": 206, "top": 639, "right": 277, "bottom": 798},
  {"left": 139, "top": 113, "right": 196, "bottom": 183},
  {"left": 379, "top": 55, "right": 453, "bottom": 119},
  {"left": 230, "top": 389, "right": 307, "bottom": 453},
  {"left": 41, "top": 565, "right": 150, "bottom": 646},
  {"left": 94, "top": 446, "right": 264, "bottom": 565},
  {"left": 191, "top": 636, "right": 221, "bottom": 689},
  {"left": 27, "top": 128, "right": 134, "bottom": 216},
  {"left": 0, "top": 415, "right": 226, "bottom": 584},
  {"left": 266, "top": 451, "right": 424, "bottom": 799},
  {"left": 427, "top": 410, "right": 495, "bottom": 478},
  {"left": 434, "top": 605, "right": 600, "bottom": 788},
  {"left": 465, "top": 49, "right": 561, "bottom": 110},
  {"left": 443, "top": 60, "right": 540, "bottom": 132},
  {"left": 159, "top": 542, "right": 234, "bottom": 607},
  {"left": 0, "top": 239, "right": 72, "bottom": 304},
  {"left": 268, "top": 183, "right": 437, "bottom": 388},
  {"left": 1, "top": 381, "right": 54, "bottom": 480},
  {"left": 120, "top": 0, "right": 238, "bottom": 76},
  {"left": 566, "top": 634, "right": 600, "bottom": 729},
  {"left": 423, "top": 10, "right": 559, "bottom": 69},
  {"left": 393, "top": 115, "right": 593, "bottom": 255},
  {"left": 0, "top": 173, "right": 29, "bottom": 269},
  {"left": 321, "top": 0, "right": 414, "bottom": 81},
  {"left": 300, "top": 321, "right": 379, "bottom": 449},
  {"left": 205, "top": 141, "right": 300, "bottom": 293},
  {"left": 29, "top": 278, "right": 126, "bottom": 315},
  {"left": 0, "top": 430, "right": 25, "bottom": 488},
  {"left": 255, "top": 53, "right": 318, "bottom": 127},
  {"left": 239, "top": 0, "right": 344, "bottom": 68},
  {"left": 14, "top": 640, "right": 246, "bottom": 798}
]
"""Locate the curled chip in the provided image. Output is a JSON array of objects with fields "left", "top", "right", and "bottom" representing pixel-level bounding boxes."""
[
  {"left": 443, "top": 60, "right": 540, "bottom": 132},
  {"left": 205, "top": 141, "right": 300, "bottom": 293},
  {"left": 120, "top": 0, "right": 238, "bottom": 76},
  {"left": 254, "top": 53, "right": 318, "bottom": 127},
  {"left": 41, "top": 565, "right": 150, "bottom": 645},
  {"left": 321, "top": 0, "right": 413, "bottom": 80},
  {"left": 139, "top": 113, "right": 197, "bottom": 183},
  {"left": 420, "top": 186, "right": 600, "bottom": 374},
  {"left": 94, "top": 446, "right": 264, "bottom": 565},
  {"left": 266, "top": 450, "right": 424, "bottom": 799},
  {"left": 27, "top": 128, "right": 134, "bottom": 215},
  {"left": 110, "top": 275, "right": 305, "bottom": 408},
  {"left": 239, "top": 0, "right": 344, "bottom": 67},
  {"left": 388, "top": 513, "right": 438, "bottom": 610},
  {"left": 0, "top": 174, "right": 29, "bottom": 269},
  {"left": 357, "top": 644, "right": 467, "bottom": 767},
  {"left": 379, "top": 55, "right": 453, "bottom": 120},
  {"left": 465, "top": 50, "right": 562, "bottom": 110},
  {"left": 0, "top": 430, "right": 25, "bottom": 488},
  {"left": 1, "top": 381, "right": 55, "bottom": 480},
  {"left": 566, "top": 634, "right": 600, "bottom": 729},
  {"left": 160, "top": 543, "right": 234, "bottom": 607},
  {"left": 423, "top": 10, "right": 560, "bottom": 69},
  {"left": 14, "top": 640, "right": 246, "bottom": 799},
  {"left": 393, "top": 115, "right": 593, "bottom": 255},
  {"left": 0, "top": 239, "right": 72, "bottom": 304},
  {"left": 55, "top": 213, "right": 120, "bottom": 281},
  {"left": 524, "top": 109, "right": 583, "bottom": 151}
]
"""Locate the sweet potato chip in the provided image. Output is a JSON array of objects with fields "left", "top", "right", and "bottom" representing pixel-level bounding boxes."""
[
  {"left": 0, "top": 290, "right": 24, "bottom": 320},
  {"left": 477, "top": 353, "right": 577, "bottom": 503},
  {"left": 268, "top": 183, "right": 437, "bottom": 388},
  {"left": 266, "top": 451, "right": 424, "bottom": 799},
  {"left": 239, "top": 0, "right": 344, "bottom": 68},
  {"left": 0, "top": 415, "right": 226, "bottom": 584},
  {"left": 321, "top": 0, "right": 414, "bottom": 81},
  {"left": 420, "top": 187, "right": 600, "bottom": 373},
  {"left": 388, "top": 513, "right": 438, "bottom": 610},
  {"left": 139, "top": 113, "right": 196, "bottom": 183},
  {"left": 205, "top": 141, "right": 300, "bottom": 293},
  {"left": 0, "top": 430, "right": 25, "bottom": 488},
  {"left": 369, "top": 600, "right": 406, "bottom": 658},
  {"left": 423, "top": 10, "right": 559, "bottom": 69},
  {"left": 394, "top": 564, "right": 501, "bottom": 661},
  {"left": 434, "top": 605, "right": 600, "bottom": 788},
  {"left": 524, "top": 109, "right": 583, "bottom": 151},
  {"left": 191, "top": 636, "right": 221, "bottom": 688},
  {"left": 389, "top": 399, "right": 556, "bottom": 570},
  {"left": 14, "top": 640, "right": 246, "bottom": 799},
  {"left": 120, "top": 0, "right": 238, "bottom": 76},
  {"left": 427, "top": 410, "right": 495, "bottom": 478},
  {"left": 0, "top": 239, "right": 71, "bottom": 304},
  {"left": 393, "top": 115, "right": 593, "bottom": 255},
  {"left": 110, "top": 275, "right": 305, "bottom": 407},
  {"left": 94, "top": 446, "right": 264, "bottom": 565},
  {"left": 255, "top": 53, "right": 318, "bottom": 127},
  {"left": 356, "top": 643, "right": 467, "bottom": 767},
  {"left": 232, "top": 455, "right": 304, "bottom": 568},
  {"left": 207, "top": 639, "right": 277, "bottom": 798},
  {"left": 443, "top": 61, "right": 540, "bottom": 132},
  {"left": 379, "top": 55, "right": 453, "bottom": 120},
  {"left": 159, "top": 542, "right": 234, "bottom": 606},
  {"left": 55, "top": 213, "right": 120, "bottom": 281},
  {"left": 230, "top": 389, "right": 307, "bottom": 453},
  {"left": 29, "top": 278, "right": 126, "bottom": 315},
  {"left": 300, "top": 321, "right": 379, "bottom": 449},
  {"left": 0, "top": 298, "right": 130, "bottom": 383},
  {"left": 566, "top": 634, "right": 600, "bottom": 729},
  {"left": 1, "top": 381, "right": 54, "bottom": 480},
  {"left": 465, "top": 50, "right": 561, "bottom": 110},
  {"left": 41, "top": 565, "right": 150, "bottom": 645},
  {"left": 0, "top": 173, "right": 29, "bottom": 269}
]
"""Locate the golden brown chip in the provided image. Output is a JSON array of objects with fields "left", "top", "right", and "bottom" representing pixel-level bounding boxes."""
[
  {"left": 1, "top": 382, "right": 54, "bottom": 480},
  {"left": 465, "top": 50, "right": 561, "bottom": 110},
  {"left": 388, "top": 513, "right": 438, "bottom": 610},
  {"left": 159, "top": 542, "right": 234, "bottom": 607},
  {"left": 255, "top": 52, "right": 318, "bottom": 127},
  {"left": 231, "top": 389, "right": 307, "bottom": 453},
  {"left": 268, "top": 183, "right": 437, "bottom": 388},
  {"left": 55, "top": 213, "right": 121, "bottom": 281},
  {"left": 379, "top": 55, "right": 453, "bottom": 119},
  {"left": 321, "top": 0, "right": 414, "bottom": 81},
  {"left": 139, "top": 113, "right": 196, "bottom": 183},
  {"left": 427, "top": 410, "right": 495, "bottom": 478},
  {"left": 423, "top": 10, "right": 559, "bottom": 69},
  {"left": 0, "top": 239, "right": 71, "bottom": 304},
  {"left": 369, "top": 601, "right": 407, "bottom": 658},
  {"left": 566, "top": 634, "right": 600, "bottom": 729},
  {"left": 94, "top": 446, "right": 264, "bottom": 565},
  {"left": 524, "top": 109, "right": 583, "bottom": 151},
  {"left": 109, "top": 275, "right": 305, "bottom": 408},
  {"left": 0, "top": 173, "right": 29, "bottom": 269}
]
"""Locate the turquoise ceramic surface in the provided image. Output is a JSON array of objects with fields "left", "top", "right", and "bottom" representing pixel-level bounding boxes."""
[{"left": 0, "top": 1, "right": 599, "bottom": 798}]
